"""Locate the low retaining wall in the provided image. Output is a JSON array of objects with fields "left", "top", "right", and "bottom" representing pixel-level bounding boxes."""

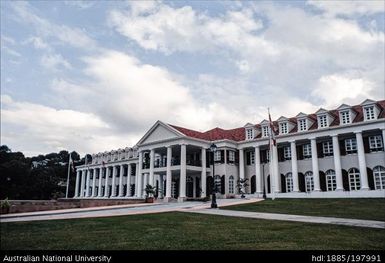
[{"left": 2, "top": 199, "right": 145, "bottom": 214}]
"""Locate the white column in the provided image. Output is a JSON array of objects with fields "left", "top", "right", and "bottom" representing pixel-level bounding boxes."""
[
  {"left": 149, "top": 149, "right": 155, "bottom": 186},
  {"left": 144, "top": 173, "right": 148, "bottom": 187},
  {"left": 272, "top": 145, "right": 280, "bottom": 192},
  {"left": 239, "top": 149, "right": 245, "bottom": 179},
  {"left": 80, "top": 170, "right": 85, "bottom": 197},
  {"left": 85, "top": 170, "right": 90, "bottom": 197},
  {"left": 119, "top": 165, "right": 124, "bottom": 197},
  {"left": 179, "top": 144, "right": 187, "bottom": 199},
  {"left": 332, "top": 135, "right": 344, "bottom": 191},
  {"left": 201, "top": 148, "right": 207, "bottom": 198},
  {"left": 98, "top": 168, "right": 103, "bottom": 197},
  {"left": 255, "top": 146, "right": 262, "bottom": 193},
  {"left": 74, "top": 170, "right": 80, "bottom": 198},
  {"left": 91, "top": 169, "right": 96, "bottom": 197},
  {"left": 104, "top": 167, "right": 109, "bottom": 197},
  {"left": 290, "top": 141, "right": 299, "bottom": 192},
  {"left": 126, "top": 164, "right": 132, "bottom": 197},
  {"left": 136, "top": 152, "right": 143, "bottom": 197},
  {"left": 165, "top": 146, "right": 172, "bottom": 199},
  {"left": 310, "top": 138, "right": 321, "bottom": 191},
  {"left": 355, "top": 131, "right": 369, "bottom": 190},
  {"left": 111, "top": 166, "right": 117, "bottom": 197}
]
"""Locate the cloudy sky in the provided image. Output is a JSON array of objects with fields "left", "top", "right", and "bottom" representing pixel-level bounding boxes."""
[{"left": 1, "top": 0, "right": 384, "bottom": 156}]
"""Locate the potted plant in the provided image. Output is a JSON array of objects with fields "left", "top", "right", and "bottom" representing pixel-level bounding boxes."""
[
  {"left": 144, "top": 184, "right": 156, "bottom": 203},
  {"left": 236, "top": 178, "right": 249, "bottom": 198},
  {"left": 1, "top": 198, "right": 11, "bottom": 214}
]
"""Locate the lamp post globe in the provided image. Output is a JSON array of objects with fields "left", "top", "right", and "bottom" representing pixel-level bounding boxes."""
[{"left": 209, "top": 143, "right": 218, "bottom": 209}]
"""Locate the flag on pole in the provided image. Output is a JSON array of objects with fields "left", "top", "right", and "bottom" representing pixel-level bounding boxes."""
[
  {"left": 268, "top": 108, "right": 276, "bottom": 200},
  {"left": 268, "top": 108, "right": 277, "bottom": 146}
]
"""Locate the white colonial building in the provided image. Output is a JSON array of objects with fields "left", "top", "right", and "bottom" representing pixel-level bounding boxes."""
[{"left": 74, "top": 99, "right": 385, "bottom": 201}]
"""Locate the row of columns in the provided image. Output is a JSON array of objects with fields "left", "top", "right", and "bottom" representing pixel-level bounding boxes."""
[
  {"left": 74, "top": 164, "right": 135, "bottom": 198},
  {"left": 135, "top": 145, "right": 209, "bottom": 201},
  {"left": 242, "top": 131, "right": 380, "bottom": 193}
]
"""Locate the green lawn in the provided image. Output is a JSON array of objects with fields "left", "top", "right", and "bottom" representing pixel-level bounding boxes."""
[
  {"left": 1, "top": 212, "right": 384, "bottom": 250},
  {"left": 222, "top": 198, "right": 385, "bottom": 221}
]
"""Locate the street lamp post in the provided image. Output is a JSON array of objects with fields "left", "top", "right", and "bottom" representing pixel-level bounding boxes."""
[
  {"left": 210, "top": 143, "right": 218, "bottom": 208},
  {"left": 262, "top": 162, "right": 267, "bottom": 199}
]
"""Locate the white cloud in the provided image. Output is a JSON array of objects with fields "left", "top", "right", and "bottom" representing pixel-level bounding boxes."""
[
  {"left": 311, "top": 73, "right": 375, "bottom": 108},
  {"left": 108, "top": 1, "right": 272, "bottom": 59},
  {"left": 25, "top": 36, "right": 49, "bottom": 49},
  {"left": 307, "top": 0, "right": 385, "bottom": 17},
  {"left": 11, "top": 2, "right": 96, "bottom": 49},
  {"left": 64, "top": 1, "right": 94, "bottom": 10},
  {"left": 0, "top": 95, "right": 123, "bottom": 156},
  {"left": 41, "top": 53, "right": 72, "bottom": 70}
]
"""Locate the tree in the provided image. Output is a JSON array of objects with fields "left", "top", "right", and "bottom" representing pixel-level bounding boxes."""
[
  {"left": 0, "top": 145, "right": 11, "bottom": 153},
  {"left": 237, "top": 178, "right": 249, "bottom": 198}
]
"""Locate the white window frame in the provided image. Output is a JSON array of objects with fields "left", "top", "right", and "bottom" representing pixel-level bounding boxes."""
[
  {"left": 214, "top": 151, "right": 221, "bottom": 161},
  {"left": 279, "top": 122, "right": 288, "bottom": 134},
  {"left": 318, "top": 114, "right": 328, "bottom": 128},
  {"left": 326, "top": 169, "right": 337, "bottom": 191},
  {"left": 364, "top": 106, "right": 376, "bottom": 121},
  {"left": 303, "top": 144, "right": 312, "bottom": 158},
  {"left": 322, "top": 141, "right": 333, "bottom": 156},
  {"left": 284, "top": 146, "right": 291, "bottom": 160},
  {"left": 246, "top": 128, "right": 254, "bottom": 140},
  {"left": 305, "top": 171, "right": 314, "bottom": 192},
  {"left": 298, "top": 119, "right": 307, "bottom": 132},
  {"left": 345, "top": 138, "right": 357, "bottom": 154},
  {"left": 340, "top": 110, "right": 351, "bottom": 124},
  {"left": 373, "top": 166, "right": 385, "bottom": 190},
  {"left": 249, "top": 151, "right": 255, "bottom": 164},
  {"left": 262, "top": 126, "right": 269, "bottom": 138},
  {"left": 229, "top": 151, "right": 235, "bottom": 162},
  {"left": 348, "top": 168, "right": 360, "bottom": 191},
  {"left": 229, "top": 175, "right": 235, "bottom": 194},
  {"left": 369, "top": 135, "right": 383, "bottom": 152},
  {"left": 285, "top": 173, "right": 293, "bottom": 192}
]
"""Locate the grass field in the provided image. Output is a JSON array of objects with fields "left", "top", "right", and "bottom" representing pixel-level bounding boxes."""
[
  {"left": 1, "top": 212, "right": 384, "bottom": 250},
  {"left": 222, "top": 198, "right": 385, "bottom": 221}
]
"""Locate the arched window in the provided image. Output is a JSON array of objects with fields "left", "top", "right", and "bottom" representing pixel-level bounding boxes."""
[
  {"left": 229, "top": 176, "right": 234, "bottom": 194},
  {"left": 304, "top": 171, "right": 314, "bottom": 193},
  {"left": 326, "top": 169, "right": 337, "bottom": 191},
  {"left": 285, "top": 173, "right": 293, "bottom": 192},
  {"left": 214, "top": 175, "right": 221, "bottom": 193},
  {"left": 373, "top": 166, "right": 385, "bottom": 190},
  {"left": 348, "top": 168, "right": 360, "bottom": 191}
]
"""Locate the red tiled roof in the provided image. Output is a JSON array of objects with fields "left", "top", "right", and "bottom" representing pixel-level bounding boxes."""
[
  {"left": 169, "top": 125, "right": 245, "bottom": 142},
  {"left": 169, "top": 99, "right": 385, "bottom": 142}
]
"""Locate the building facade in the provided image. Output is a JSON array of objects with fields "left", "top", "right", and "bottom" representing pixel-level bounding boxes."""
[{"left": 74, "top": 99, "right": 385, "bottom": 200}]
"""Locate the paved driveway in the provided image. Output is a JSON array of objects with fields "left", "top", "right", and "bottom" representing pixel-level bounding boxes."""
[{"left": 0, "top": 198, "right": 259, "bottom": 223}]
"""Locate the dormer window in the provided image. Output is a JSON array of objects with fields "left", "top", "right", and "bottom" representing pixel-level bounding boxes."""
[
  {"left": 364, "top": 106, "right": 375, "bottom": 121},
  {"left": 318, "top": 115, "right": 328, "bottom": 128},
  {"left": 246, "top": 128, "right": 254, "bottom": 140},
  {"left": 298, "top": 119, "right": 307, "bottom": 132},
  {"left": 262, "top": 126, "right": 269, "bottom": 137},
  {"left": 340, "top": 110, "right": 351, "bottom": 124},
  {"left": 279, "top": 122, "right": 288, "bottom": 134}
]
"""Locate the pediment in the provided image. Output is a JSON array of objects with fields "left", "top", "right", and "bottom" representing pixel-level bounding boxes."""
[
  {"left": 296, "top": 112, "right": 308, "bottom": 118},
  {"left": 337, "top": 103, "right": 351, "bottom": 110},
  {"left": 360, "top": 99, "right": 376, "bottom": 106},
  {"left": 137, "top": 121, "right": 184, "bottom": 145},
  {"left": 315, "top": 108, "right": 328, "bottom": 115}
]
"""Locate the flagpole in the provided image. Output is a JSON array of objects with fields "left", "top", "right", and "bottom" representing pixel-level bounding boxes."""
[
  {"left": 65, "top": 152, "right": 71, "bottom": 199},
  {"left": 268, "top": 107, "right": 275, "bottom": 200}
]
